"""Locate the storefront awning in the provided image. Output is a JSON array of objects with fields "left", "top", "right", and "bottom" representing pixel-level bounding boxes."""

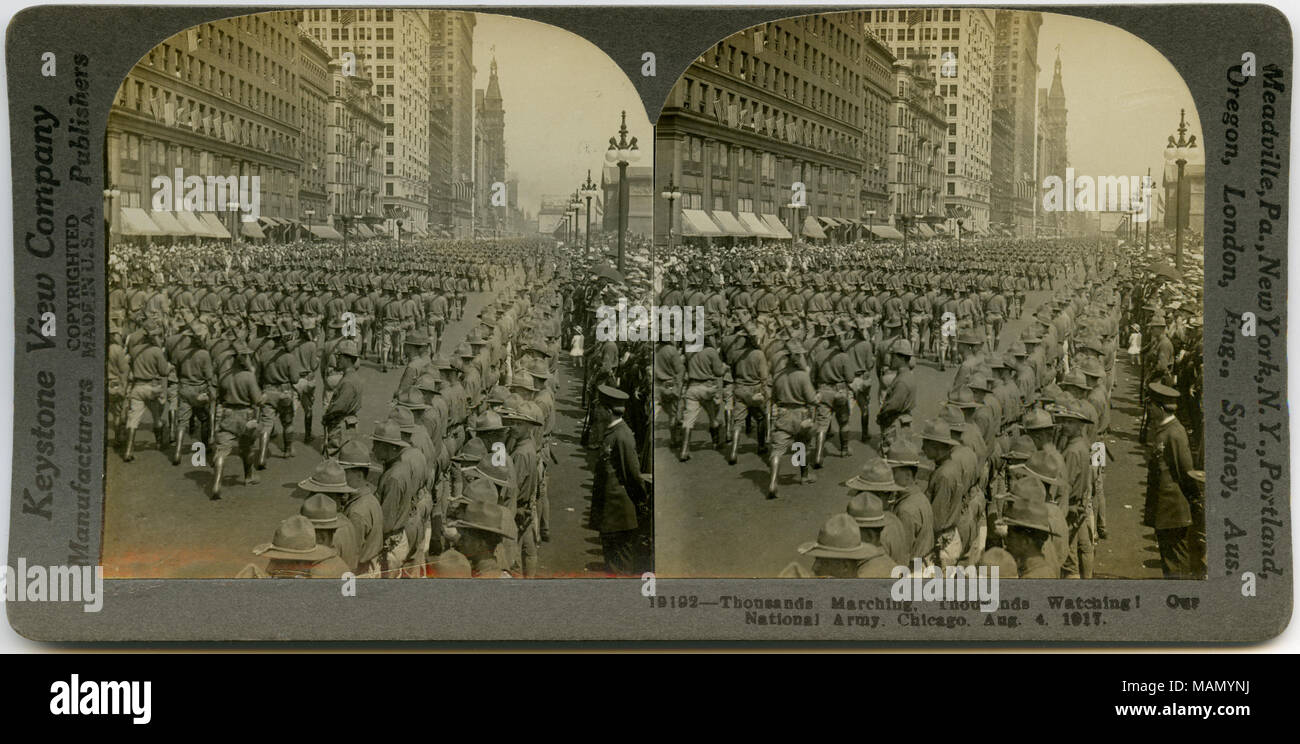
[
  {"left": 800, "top": 215, "right": 827, "bottom": 240},
  {"left": 681, "top": 209, "right": 723, "bottom": 237},
  {"left": 149, "top": 210, "right": 190, "bottom": 236},
  {"left": 307, "top": 224, "right": 343, "bottom": 240},
  {"left": 118, "top": 207, "right": 162, "bottom": 236},
  {"left": 870, "top": 225, "right": 904, "bottom": 240},
  {"left": 710, "top": 210, "right": 750, "bottom": 237},
  {"left": 737, "top": 212, "right": 774, "bottom": 238},
  {"left": 353, "top": 223, "right": 375, "bottom": 238},
  {"left": 240, "top": 220, "right": 266, "bottom": 239},
  {"left": 760, "top": 214, "right": 793, "bottom": 239},
  {"left": 199, "top": 213, "right": 232, "bottom": 239},
  {"left": 173, "top": 211, "right": 212, "bottom": 237},
  {"left": 915, "top": 223, "right": 935, "bottom": 238}
]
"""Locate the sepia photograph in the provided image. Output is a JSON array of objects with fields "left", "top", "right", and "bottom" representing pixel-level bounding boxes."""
[
  {"left": 100, "top": 9, "right": 654, "bottom": 579},
  {"left": 652, "top": 9, "right": 1206, "bottom": 580}
]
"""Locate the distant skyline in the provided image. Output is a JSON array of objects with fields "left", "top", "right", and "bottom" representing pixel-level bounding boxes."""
[
  {"left": 473, "top": 12, "right": 651, "bottom": 216},
  {"left": 1037, "top": 12, "right": 1202, "bottom": 189}
]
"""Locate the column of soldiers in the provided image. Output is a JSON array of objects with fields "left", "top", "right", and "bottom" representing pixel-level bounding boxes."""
[
  {"left": 657, "top": 234, "right": 1204, "bottom": 580},
  {"left": 108, "top": 236, "right": 597, "bottom": 579}
]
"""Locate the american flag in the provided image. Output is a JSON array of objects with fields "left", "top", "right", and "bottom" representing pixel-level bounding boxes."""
[
  {"left": 906, "top": 10, "right": 923, "bottom": 26},
  {"left": 339, "top": 9, "right": 355, "bottom": 26}
]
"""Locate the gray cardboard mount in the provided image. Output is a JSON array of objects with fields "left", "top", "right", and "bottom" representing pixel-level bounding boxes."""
[{"left": 5, "top": 4, "right": 1292, "bottom": 642}]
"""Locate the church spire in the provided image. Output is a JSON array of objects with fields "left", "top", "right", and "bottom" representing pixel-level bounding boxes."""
[
  {"left": 486, "top": 52, "right": 502, "bottom": 103},
  {"left": 1049, "top": 45, "right": 1065, "bottom": 102}
]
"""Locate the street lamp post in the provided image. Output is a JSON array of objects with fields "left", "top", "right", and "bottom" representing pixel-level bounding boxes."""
[
  {"left": 227, "top": 200, "right": 240, "bottom": 249},
  {"left": 606, "top": 110, "right": 641, "bottom": 273},
  {"left": 396, "top": 219, "right": 403, "bottom": 253},
  {"left": 571, "top": 191, "right": 582, "bottom": 249},
  {"left": 1143, "top": 168, "right": 1152, "bottom": 252},
  {"left": 581, "top": 169, "right": 599, "bottom": 260},
  {"left": 304, "top": 208, "right": 315, "bottom": 243},
  {"left": 1163, "top": 108, "right": 1198, "bottom": 271},
  {"left": 787, "top": 203, "right": 803, "bottom": 243},
  {"left": 660, "top": 173, "right": 681, "bottom": 254},
  {"left": 864, "top": 209, "right": 876, "bottom": 245},
  {"left": 957, "top": 217, "right": 964, "bottom": 252},
  {"left": 102, "top": 184, "right": 120, "bottom": 252},
  {"left": 900, "top": 214, "right": 908, "bottom": 253}
]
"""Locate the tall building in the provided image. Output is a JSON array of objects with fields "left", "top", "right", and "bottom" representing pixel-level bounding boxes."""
[
  {"left": 655, "top": 12, "right": 872, "bottom": 243},
  {"left": 428, "top": 103, "right": 453, "bottom": 235},
  {"left": 107, "top": 12, "right": 305, "bottom": 240},
  {"left": 474, "top": 57, "right": 507, "bottom": 235},
  {"left": 1037, "top": 51, "right": 1069, "bottom": 236},
  {"left": 301, "top": 8, "right": 433, "bottom": 230},
  {"left": 888, "top": 56, "right": 947, "bottom": 228},
  {"left": 430, "top": 10, "right": 475, "bottom": 236},
  {"left": 861, "top": 31, "right": 895, "bottom": 219},
  {"left": 993, "top": 9, "right": 1042, "bottom": 236},
  {"left": 867, "top": 7, "right": 997, "bottom": 232},
  {"left": 990, "top": 107, "right": 1015, "bottom": 232},
  {"left": 297, "top": 31, "right": 332, "bottom": 223},
  {"left": 324, "top": 58, "right": 384, "bottom": 229}
]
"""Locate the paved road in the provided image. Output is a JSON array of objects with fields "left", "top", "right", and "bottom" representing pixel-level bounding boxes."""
[
  {"left": 654, "top": 289, "right": 1163, "bottom": 579},
  {"left": 102, "top": 287, "right": 603, "bottom": 578}
]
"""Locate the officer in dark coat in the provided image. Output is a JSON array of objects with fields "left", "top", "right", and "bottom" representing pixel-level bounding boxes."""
[
  {"left": 589, "top": 385, "right": 651, "bottom": 575},
  {"left": 1143, "top": 383, "right": 1197, "bottom": 579}
]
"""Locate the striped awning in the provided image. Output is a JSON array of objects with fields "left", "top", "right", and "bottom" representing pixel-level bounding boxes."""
[
  {"left": 353, "top": 223, "right": 375, "bottom": 238},
  {"left": 240, "top": 220, "right": 266, "bottom": 239},
  {"left": 710, "top": 210, "right": 750, "bottom": 237},
  {"left": 870, "top": 225, "right": 904, "bottom": 240},
  {"left": 800, "top": 215, "right": 827, "bottom": 240},
  {"left": 737, "top": 213, "right": 774, "bottom": 237},
  {"left": 681, "top": 209, "right": 723, "bottom": 237},
  {"left": 760, "top": 214, "right": 793, "bottom": 239},
  {"left": 915, "top": 223, "right": 935, "bottom": 238},
  {"left": 307, "top": 224, "right": 343, "bottom": 240},
  {"left": 199, "top": 213, "right": 231, "bottom": 239},
  {"left": 118, "top": 207, "right": 162, "bottom": 236},
  {"left": 174, "top": 211, "right": 212, "bottom": 237},
  {"left": 148, "top": 210, "right": 190, "bottom": 236}
]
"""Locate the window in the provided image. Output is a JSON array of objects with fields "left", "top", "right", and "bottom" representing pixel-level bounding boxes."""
[{"left": 947, "top": 182, "right": 955, "bottom": 195}]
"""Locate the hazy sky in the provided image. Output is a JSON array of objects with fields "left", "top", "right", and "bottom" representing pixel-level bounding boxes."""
[
  {"left": 472, "top": 13, "right": 651, "bottom": 216},
  {"left": 1037, "top": 12, "right": 1202, "bottom": 183}
]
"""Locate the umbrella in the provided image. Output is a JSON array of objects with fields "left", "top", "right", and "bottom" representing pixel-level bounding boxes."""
[
  {"left": 593, "top": 264, "right": 625, "bottom": 284},
  {"left": 1146, "top": 261, "right": 1182, "bottom": 282}
]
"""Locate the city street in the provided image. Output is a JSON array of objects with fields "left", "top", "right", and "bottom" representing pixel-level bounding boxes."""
[
  {"left": 654, "top": 288, "right": 1163, "bottom": 579},
  {"left": 102, "top": 287, "right": 604, "bottom": 578}
]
